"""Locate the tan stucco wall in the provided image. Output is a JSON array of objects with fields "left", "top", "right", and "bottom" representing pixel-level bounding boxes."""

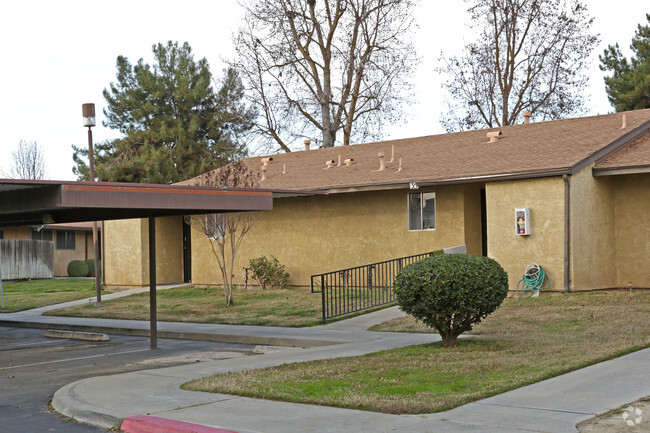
[
  {"left": 569, "top": 166, "right": 617, "bottom": 290},
  {"left": 2, "top": 227, "right": 31, "bottom": 240},
  {"left": 2, "top": 227, "right": 96, "bottom": 276},
  {"left": 151, "top": 216, "right": 184, "bottom": 284},
  {"left": 190, "top": 186, "right": 480, "bottom": 287},
  {"left": 102, "top": 170, "right": 650, "bottom": 292},
  {"left": 613, "top": 173, "right": 650, "bottom": 288},
  {"left": 486, "top": 177, "right": 565, "bottom": 291},
  {"left": 104, "top": 217, "right": 184, "bottom": 289},
  {"left": 53, "top": 230, "right": 96, "bottom": 277},
  {"left": 104, "top": 219, "right": 147, "bottom": 288}
]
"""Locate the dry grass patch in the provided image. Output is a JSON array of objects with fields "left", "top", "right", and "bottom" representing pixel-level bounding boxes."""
[
  {"left": 184, "top": 290, "right": 650, "bottom": 414},
  {"left": 46, "top": 286, "right": 322, "bottom": 327}
]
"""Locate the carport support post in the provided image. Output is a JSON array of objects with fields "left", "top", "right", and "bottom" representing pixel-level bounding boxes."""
[
  {"left": 149, "top": 217, "right": 157, "bottom": 349},
  {"left": 0, "top": 245, "right": 4, "bottom": 310}
]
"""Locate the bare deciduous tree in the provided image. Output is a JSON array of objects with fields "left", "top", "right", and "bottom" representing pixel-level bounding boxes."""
[
  {"left": 232, "top": 0, "right": 418, "bottom": 152},
  {"left": 186, "top": 161, "right": 259, "bottom": 306},
  {"left": 4, "top": 140, "right": 47, "bottom": 180},
  {"left": 438, "top": 0, "right": 599, "bottom": 132}
]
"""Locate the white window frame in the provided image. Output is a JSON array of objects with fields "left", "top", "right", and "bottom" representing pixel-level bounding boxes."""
[
  {"left": 205, "top": 214, "right": 225, "bottom": 240},
  {"left": 408, "top": 191, "right": 436, "bottom": 231}
]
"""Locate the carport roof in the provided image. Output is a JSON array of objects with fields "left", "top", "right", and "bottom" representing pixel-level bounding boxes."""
[{"left": 0, "top": 179, "right": 295, "bottom": 227}]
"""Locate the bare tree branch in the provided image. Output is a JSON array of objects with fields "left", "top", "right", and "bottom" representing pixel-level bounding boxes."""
[
  {"left": 185, "top": 161, "right": 260, "bottom": 306},
  {"left": 438, "top": 0, "right": 599, "bottom": 132},
  {"left": 232, "top": 0, "right": 418, "bottom": 151},
  {"left": 4, "top": 140, "right": 47, "bottom": 180}
]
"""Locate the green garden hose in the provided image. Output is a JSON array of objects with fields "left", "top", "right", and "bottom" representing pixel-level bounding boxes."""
[{"left": 516, "top": 263, "right": 550, "bottom": 298}]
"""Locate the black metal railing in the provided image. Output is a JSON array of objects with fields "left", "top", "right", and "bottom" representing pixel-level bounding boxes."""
[{"left": 311, "top": 252, "right": 434, "bottom": 323}]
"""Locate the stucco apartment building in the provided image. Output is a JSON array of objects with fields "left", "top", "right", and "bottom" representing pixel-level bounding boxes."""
[
  {"left": 103, "top": 109, "right": 650, "bottom": 293},
  {"left": 1, "top": 222, "right": 100, "bottom": 277}
]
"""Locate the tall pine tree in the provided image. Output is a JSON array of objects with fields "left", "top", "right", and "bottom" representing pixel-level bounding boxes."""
[
  {"left": 73, "top": 41, "right": 255, "bottom": 183},
  {"left": 600, "top": 14, "right": 650, "bottom": 112}
]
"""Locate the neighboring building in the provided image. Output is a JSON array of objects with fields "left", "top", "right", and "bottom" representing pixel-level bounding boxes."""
[
  {"left": 1, "top": 222, "right": 100, "bottom": 277},
  {"left": 103, "top": 109, "right": 650, "bottom": 293}
]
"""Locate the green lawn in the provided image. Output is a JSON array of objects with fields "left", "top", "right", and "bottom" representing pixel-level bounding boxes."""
[
  {"left": 46, "top": 286, "right": 323, "bottom": 327},
  {"left": 184, "top": 290, "right": 650, "bottom": 414},
  {"left": 0, "top": 278, "right": 101, "bottom": 313}
]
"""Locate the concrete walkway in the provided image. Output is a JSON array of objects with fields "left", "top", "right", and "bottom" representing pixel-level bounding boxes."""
[{"left": 3, "top": 290, "right": 649, "bottom": 433}]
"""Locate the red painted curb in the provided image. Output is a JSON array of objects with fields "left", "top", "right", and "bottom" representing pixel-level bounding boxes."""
[{"left": 120, "top": 415, "right": 238, "bottom": 433}]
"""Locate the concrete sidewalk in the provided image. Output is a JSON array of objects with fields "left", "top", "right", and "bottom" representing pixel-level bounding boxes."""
[
  {"left": 3, "top": 291, "right": 649, "bottom": 432},
  {"left": 51, "top": 336, "right": 650, "bottom": 433}
]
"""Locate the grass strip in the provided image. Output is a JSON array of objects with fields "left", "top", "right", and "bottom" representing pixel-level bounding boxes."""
[
  {"left": 0, "top": 278, "right": 100, "bottom": 313},
  {"left": 46, "top": 286, "right": 322, "bottom": 327},
  {"left": 184, "top": 290, "right": 650, "bottom": 414}
]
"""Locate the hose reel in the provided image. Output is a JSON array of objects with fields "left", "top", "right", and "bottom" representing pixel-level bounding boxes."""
[{"left": 516, "top": 263, "right": 550, "bottom": 298}]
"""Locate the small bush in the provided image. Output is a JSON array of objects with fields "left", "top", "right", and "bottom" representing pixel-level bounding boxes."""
[
  {"left": 394, "top": 254, "right": 508, "bottom": 347},
  {"left": 67, "top": 260, "right": 89, "bottom": 277},
  {"left": 248, "top": 256, "right": 290, "bottom": 290},
  {"left": 85, "top": 260, "right": 101, "bottom": 277}
]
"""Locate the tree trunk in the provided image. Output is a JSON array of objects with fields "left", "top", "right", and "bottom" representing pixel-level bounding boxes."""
[
  {"left": 439, "top": 332, "right": 459, "bottom": 348},
  {"left": 321, "top": 89, "right": 334, "bottom": 147}
]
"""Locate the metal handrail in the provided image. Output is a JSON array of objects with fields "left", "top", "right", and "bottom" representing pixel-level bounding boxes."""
[{"left": 311, "top": 252, "right": 433, "bottom": 323}]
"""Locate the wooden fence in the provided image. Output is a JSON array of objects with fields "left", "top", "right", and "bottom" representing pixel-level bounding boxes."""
[{"left": 0, "top": 240, "right": 54, "bottom": 280}]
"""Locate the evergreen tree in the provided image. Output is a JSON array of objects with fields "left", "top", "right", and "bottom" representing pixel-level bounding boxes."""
[
  {"left": 73, "top": 41, "right": 255, "bottom": 183},
  {"left": 600, "top": 14, "right": 650, "bottom": 112}
]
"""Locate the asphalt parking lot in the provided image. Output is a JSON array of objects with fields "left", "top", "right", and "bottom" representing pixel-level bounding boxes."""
[{"left": 0, "top": 325, "right": 258, "bottom": 432}]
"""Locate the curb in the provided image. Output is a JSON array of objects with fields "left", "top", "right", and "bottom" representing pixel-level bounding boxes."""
[
  {"left": 52, "top": 382, "right": 122, "bottom": 429},
  {"left": 121, "top": 415, "right": 237, "bottom": 433},
  {"left": 0, "top": 319, "right": 342, "bottom": 348},
  {"left": 45, "top": 329, "right": 109, "bottom": 342}
]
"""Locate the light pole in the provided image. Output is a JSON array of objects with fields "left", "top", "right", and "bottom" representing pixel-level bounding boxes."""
[{"left": 82, "top": 103, "right": 102, "bottom": 305}]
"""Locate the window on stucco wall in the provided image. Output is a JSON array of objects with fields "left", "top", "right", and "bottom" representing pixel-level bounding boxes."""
[
  {"left": 408, "top": 192, "right": 436, "bottom": 230},
  {"left": 55, "top": 230, "right": 76, "bottom": 250},
  {"left": 205, "top": 214, "right": 225, "bottom": 240},
  {"left": 31, "top": 229, "right": 53, "bottom": 241}
]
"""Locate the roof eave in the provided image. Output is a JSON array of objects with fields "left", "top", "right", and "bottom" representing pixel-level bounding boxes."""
[
  {"left": 593, "top": 165, "right": 650, "bottom": 177},
  {"left": 317, "top": 168, "right": 572, "bottom": 194}
]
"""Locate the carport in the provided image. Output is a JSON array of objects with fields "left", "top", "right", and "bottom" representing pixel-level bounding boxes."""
[{"left": 0, "top": 179, "right": 274, "bottom": 348}]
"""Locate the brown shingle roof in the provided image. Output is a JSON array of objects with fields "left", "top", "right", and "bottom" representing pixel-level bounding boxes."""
[
  {"left": 594, "top": 129, "right": 650, "bottom": 172},
  {"left": 185, "top": 109, "right": 650, "bottom": 192}
]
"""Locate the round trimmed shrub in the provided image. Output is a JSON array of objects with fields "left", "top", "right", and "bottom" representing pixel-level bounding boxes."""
[
  {"left": 394, "top": 254, "right": 508, "bottom": 347},
  {"left": 67, "top": 260, "right": 89, "bottom": 277},
  {"left": 85, "top": 259, "right": 101, "bottom": 277}
]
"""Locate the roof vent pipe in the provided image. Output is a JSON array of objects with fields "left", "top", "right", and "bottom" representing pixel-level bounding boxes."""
[
  {"left": 486, "top": 131, "right": 503, "bottom": 143},
  {"left": 397, "top": 157, "right": 403, "bottom": 172},
  {"left": 304, "top": 139, "right": 311, "bottom": 151},
  {"left": 282, "top": 164, "right": 287, "bottom": 175},
  {"left": 324, "top": 160, "right": 335, "bottom": 169},
  {"left": 522, "top": 111, "right": 532, "bottom": 124},
  {"left": 344, "top": 158, "right": 354, "bottom": 166},
  {"left": 261, "top": 157, "right": 273, "bottom": 167},
  {"left": 388, "top": 144, "right": 395, "bottom": 164},
  {"left": 621, "top": 113, "right": 627, "bottom": 129},
  {"left": 378, "top": 152, "right": 386, "bottom": 171},
  {"left": 337, "top": 154, "right": 342, "bottom": 167},
  {"left": 261, "top": 165, "right": 267, "bottom": 181}
]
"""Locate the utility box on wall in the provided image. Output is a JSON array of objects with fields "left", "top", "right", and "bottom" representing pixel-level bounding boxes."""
[{"left": 515, "top": 208, "right": 531, "bottom": 235}]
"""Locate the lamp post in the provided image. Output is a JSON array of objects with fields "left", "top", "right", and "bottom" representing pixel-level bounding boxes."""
[{"left": 82, "top": 103, "right": 102, "bottom": 305}]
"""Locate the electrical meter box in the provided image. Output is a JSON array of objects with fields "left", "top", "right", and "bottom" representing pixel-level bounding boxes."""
[{"left": 515, "top": 208, "right": 531, "bottom": 235}]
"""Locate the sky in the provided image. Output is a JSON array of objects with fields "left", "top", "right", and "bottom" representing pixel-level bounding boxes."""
[{"left": 0, "top": 1, "right": 647, "bottom": 181}]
